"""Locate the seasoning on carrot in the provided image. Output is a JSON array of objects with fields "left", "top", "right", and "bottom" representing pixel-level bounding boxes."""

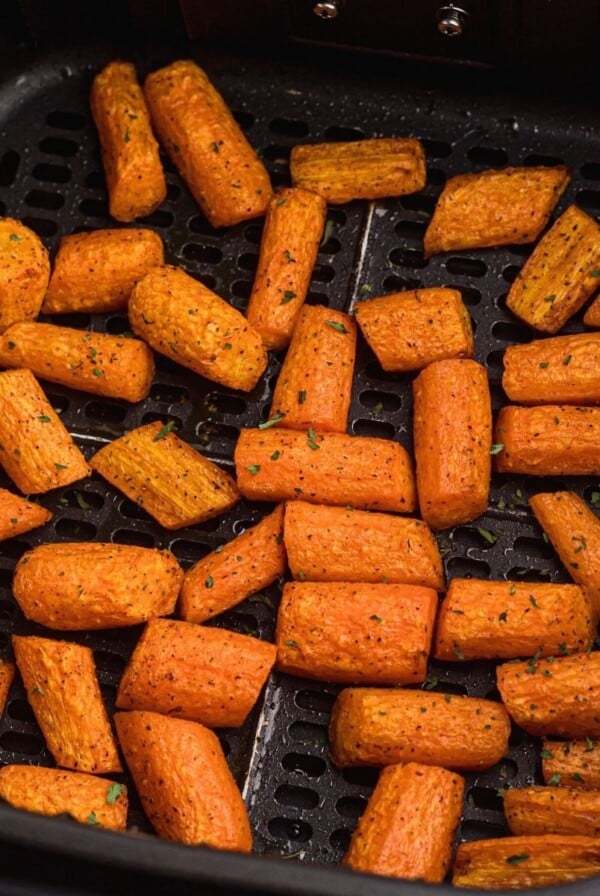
[
  {"left": 541, "top": 738, "right": 600, "bottom": 791},
  {"left": 0, "top": 217, "right": 50, "bottom": 333},
  {"left": 504, "top": 785, "right": 600, "bottom": 838},
  {"left": 0, "top": 488, "right": 51, "bottom": 542},
  {"left": 503, "top": 333, "right": 600, "bottom": 405}
]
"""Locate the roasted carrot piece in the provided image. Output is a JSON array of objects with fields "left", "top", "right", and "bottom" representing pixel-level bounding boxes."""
[
  {"left": 413, "top": 358, "right": 492, "bottom": 530},
  {"left": 0, "top": 368, "right": 90, "bottom": 494},
  {"left": 234, "top": 428, "right": 416, "bottom": 513},
  {"left": 180, "top": 505, "right": 286, "bottom": 623},
  {"left": 504, "top": 785, "right": 600, "bottom": 837},
  {"left": 13, "top": 634, "right": 121, "bottom": 774},
  {"left": 283, "top": 501, "right": 445, "bottom": 590},
  {"left": 290, "top": 138, "right": 426, "bottom": 204},
  {"left": 0, "top": 660, "right": 15, "bottom": 719},
  {"left": 0, "top": 217, "right": 50, "bottom": 333},
  {"left": 583, "top": 294, "right": 600, "bottom": 328},
  {"left": 0, "top": 488, "right": 51, "bottom": 542},
  {"left": 0, "top": 322, "right": 155, "bottom": 403},
  {"left": 116, "top": 618, "right": 276, "bottom": 728},
  {"left": 530, "top": 492, "right": 600, "bottom": 621},
  {"left": 423, "top": 165, "right": 570, "bottom": 257},
  {"left": 453, "top": 834, "right": 600, "bottom": 889},
  {"left": 542, "top": 739, "right": 600, "bottom": 790},
  {"left": 506, "top": 205, "right": 600, "bottom": 334},
  {"left": 494, "top": 405, "right": 600, "bottom": 476},
  {"left": 503, "top": 333, "right": 600, "bottom": 405},
  {"left": 269, "top": 305, "right": 356, "bottom": 432},
  {"left": 276, "top": 581, "right": 437, "bottom": 685},
  {"left": 329, "top": 687, "right": 510, "bottom": 770},
  {"left": 497, "top": 652, "right": 600, "bottom": 738},
  {"left": 115, "top": 710, "right": 252, "bottom": 849},
  {"left": 128, "top": 265, "right": 267, "bottom": 392},
  {"left": 245, "top": 188, "right": 327, "bottom": 351},
  {"left": 354, "top": 287, "right": 474, "bottom": 373},
  {"left": 90, "top": 420, "right": 240, "bottom": 530},
  {"left": 90, "top": 61, "right": 166, "bottom": 223},
  {"left": 0, "top": 766, "right": 128, "bottom": 830},
  {"left": 13, "top": 542, "right": 183, "bottom": 630},
  {"left": 343, "top": 762, "right": 464, "bottom": 883},
  {"left": 434, "top": 578, "right": 594, "bottom": 662},
  {"left": 41, "top": 228, "right": 164, "bottom": 315},
  {"left": 144, "top": 59, "right": 272, "bottom": 228}
]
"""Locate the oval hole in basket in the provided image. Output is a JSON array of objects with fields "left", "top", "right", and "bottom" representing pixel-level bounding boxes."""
[
  {"left": 335, "top": 795, "right": 367, "bottom": 820},
  {"left": 389, "top": 247, "right": 428, "bottom": 270},
  {"left": 491, "top": 320, "right": 533, "bottom": 343},
  {"left": 507, "top": 566, "right": 555, "bottom": 583},
  {"left": 204, "top": 392, "right": 247, "bottom": 416},
  {"left": 311, "top": 263, "right": 335, "bottom": 283},
  {"left": 0, "top": 540, "right": 31, "bottom": 560},
  {"left": 351, "top": 418, "right": 396, "bottom": 439},
  {"left": 46, "top": 109, "right": 85, "bottom": 130},
  {"left": 275, "top": 785, "right": 320, "bottom": 810},
  {"left": 244, "top": 222, "right": 264, "bottom": 244},
  {"left": 84, "top": 401, "right": 126, "bottom": 425},
  {"left": 329, "top": 828, "right": 351, "bottom": 853},
  {"left": 0, "top": 730, "right": 45, "bottom": 756},
  {"left": 467, "top": 786, "right": 504, "bottom": 812},
  {"left": 79, "top": 197, "right": 108, "bottom": 218},
  {"left": 231, "top": 279, "right": 251, "bottom": 300},
  {"left": 39, "top": 136, "right": 78, "bottom": 157},
  {"left": 295, "top": 690, "right": 336, "bottom": 715},
  {"left": 112, "top": 529, "right": 155, "bottom": 548},
  {"left": 0, "top": 150, "right": 19, "bottom": 186},
  {"left": 513, "top": 535, "right": 555, "bottom": 561},
  {"left": 421, "top": 139, "right": 452, "bottom": 159},
  {"left": 445, "top": 257, "right": 487, "bottom": 278},
  {"left": 460, "top": 819, "right": 508, "bottom": 842},
  {"left": 342, "top": 766, "right": 379, "bottom": 788},
  {"left": 140, "top": 412, "right": 181, "bottom": 430},
  {"left": 262, "top": 145, "right": 291, "bottom": 164},
  {"left": 169, "top": 540, "right": 213, "bottom": 564},
  {"left": 323, "top": 125, "right": 364, "bottom": 142},
  {"left": 282, "top": 753, "right": 327, "bottom": 779},
  {"left": 523, "top": 153, "right": 565, "bottom": 168},
  {"left": 502, "top": 264, "right": 521, "bottom": 284},
  {"left": 383, "top": 274, "right": 422, "bottom": 292},
  {"left": 581, "top": 162, "right": 600, "bottom": 181},
  {"left": 139, "top": 209, "right": 173, "bottom": 229},
  {"left": 446, "top": 557, "right": 491, "bottom": 579},
  {"left": 305, "top": 291, "right": 330, "bottom": 307},
  {"left": 182, "top": 243, "right": 223, "bottom": 265},
  {"left": 25, "top": 189, "right": 64, "bottom": 211},
  {"left": 270, "top": 118, "right": 308, "bottom": 138},
  {"left": 288, "top": 720, "right": 328, "bottom": 746},
  {"left": 232, "top": 109, "right": 254, "bottom": 130},
  {"left": 21, "top": 216, "right": 57, "bottom": 237},
  {"left": 508, "top": 725, "right": 528, "bottom": 748},
  {"left": 94, "top": 650, "right": 127, "bottom": 676},
  {"left": 401, "top": 193, "right": 435, "bottom": 214},
  {"left": 268, "top": 817, "right": 312, "bottom": 843},
  {"left": 196, "top": 421, "right": 239, "bottom": 451},
  {"left": 318, "top": 237, "right": 341, "bottom": 257},
  {"left": 150, "top": 383, "right": 189, "bottom": 405},
  {"left": 54, "top": 518, "right": 97, "bottom": 540},
  {"left": 7, "top": 700, "right": 36, "bottom": 724},
  {"left": 358, "top": 390, "right": 402, "bottom": 413},
  {"left": 237, "top": 252, "right": 258, "bottom": 273},
  {"left": 485, "top": 349, "right": 504, "bottom": 376},
  {"left": 60, "top": 489, "right": 104, "bottom": 512},
  {"left": 394, "top": 219, "right": 426, "bottom": 243},
  {"left": 363, "top": 360, "right": 403, "bottom": 384},
  {"left": 576, "top": 190, "right": 600, "bottom": 213},
  {"left": 427, "top": 168, "right": 446, "bottom": 187},
  {"left": 466, "top": 146, "right": 508, "bottom": 168}
]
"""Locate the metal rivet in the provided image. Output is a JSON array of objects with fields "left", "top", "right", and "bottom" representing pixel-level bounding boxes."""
[
  {"left": 437, "top": 4, "right": 469, "bottom": 37},
  {"left": 313, "top": 0, "right": 340, "bottom": 19}
]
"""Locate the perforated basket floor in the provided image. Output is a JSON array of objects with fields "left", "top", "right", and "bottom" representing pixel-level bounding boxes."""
[{"left": 0, "top": 40, "right": 599, "bottom": 895}]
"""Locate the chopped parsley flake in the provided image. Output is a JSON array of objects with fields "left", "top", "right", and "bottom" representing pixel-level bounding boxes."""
[{"left": 153, "top": 421, "right": 175, "bottom": 441}]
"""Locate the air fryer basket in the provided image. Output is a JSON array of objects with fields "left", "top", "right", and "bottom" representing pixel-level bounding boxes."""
[{"left": 0, "top": 37, "right": 599, "bottom": 896}]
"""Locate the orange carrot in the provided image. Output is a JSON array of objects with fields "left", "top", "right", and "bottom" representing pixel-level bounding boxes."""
[
  {"left": 0, "top": 660, "right": 14, "bottom": 719},
  {"left": 542, "top": 739, "right": 600, "bottom": 790},
  {"left": 584, "top": 295, "right": 600, "bottom": 328},
  {"left": 502, "top": 333, "right": 600, "bottom": 405},
  {"left": 0, "top": 488, "right": 51, "bottom": 542},
  {"left": 0, "top": 217, "right": 50, "bottom": 333},
  {"left": 505, "top": 785, "right": 600, "bottom": 837}
]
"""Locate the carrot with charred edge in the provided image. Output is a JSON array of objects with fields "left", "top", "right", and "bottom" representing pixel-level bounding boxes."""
[
  {"left": 245, "top": 188, "right": 327, "bottom": 351},
  {"left": 506, "top": 206, "right": 600, "bottom": 334},
  {"left": 0, "top": 368, "right": 90, "bottom": 494},
  {"left": 413, "top": 359, "right": 492, "bottom": 530},
  {"left": 13, "top": 634, "right": 121, "bottom": 774},
  {"left": 283, "top": 501, "right": 444, "bottom": 590},
  {"left": 90, "top": 420, "right": 240, "bottom": 530},
  {"left": 116, "top": 618, "right": 276, "bottom": 728},
  {"left": 41, "top": 228, "right": 164, "bottom": 315},
  {"left": 502, "top": 333, "right": 600, "bottom": 405},
  {"left": 423, "top": 165, "right": 570, "bottom": 257},
  {"left": 115, "top": 710, "right": 252, "bottom": 849},
  {"left": 494, "top": 406, "right": 600, "bottom": 476},
  {"left": 530, "top": 492, "right": 600, "bottom": 621},
  {"left": 354, "top": 287, "right": 474, "bottom": 373},
  {"left": 234, "top": 428, "right": 416, "bottom": 513},
  {"left": 290, "top": 138, "right": 426, "bottom": 204},
  {"left": 542, "top": 739, "right": 600, "bottom": 790},
  {"left": 453, "top": 834, "right": 600, "bottom": 890},
  {"left": 343, "top": 762, "right": 464, "bottom": 883},
  {"left": 144, "top": 60, "right": 272, "bottom": 228},
  {"left": 13, "top": 542, "right": 183, "bottom": 630},
  {"left": 128, "top": 265, "right": 267, "bottom": 392},
  {"left": 180, "top": 505, "right": 286, "bottom": 623},
  {"left": 269, "top": 305, "right": 356, "bottom": 432},
  {"left": 0, "top": 488, "right": 51, "bottom": 542},
  {"left": 0, "top": 218, "right": 50, "bottom": 333},
  {"left": 433, "top": 578, "right": 594, "bottom": 661},
  {"left": 0, "top": 660, "right": 14, "bottom": 719},
  {"left": 90, "top": 61, "right": 166, "bottom": 223},
  {"left": 276, "top": 581, "right": 437, "bottom": 685},
  {"left": 329, "top": 687, "right": 510, "bottom": 770},
  {"left": 497, "top": 652, "right": 600, "bottom": 738},
  {"left": 0, "top": 766, "right": 128, "bottom": 830},
  {"left": 0, "top": 322, "right": 155, "bottom": 403},
  {"left": 504, "top": 786, "right": 600, "bottom": 837}
]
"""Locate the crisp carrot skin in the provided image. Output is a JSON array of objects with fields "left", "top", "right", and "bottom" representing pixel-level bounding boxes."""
[
  {"left": 584, "top": 294, "right": 600, "bottom": 328},
  {"left": 13, "top": 542, "right": 182, "bottom": 630},
  {"left": 503, "top": 333, "right": 600, "bottom": 405},
  {"left": 0, "top": 660, "right": 14, "bottom": 719},
  {"left": 41, "top": 228, "right": 164, "bottom": 315},
  {"left": 276, "top": 581, "right": 437, "bottom": 685},
  {"left": 0, "top": 217, "right": 49, "bottom": 333},
  {"left": 506, "top": 206, "right": 600, "bottom": 333},
  {"left": 283, "top": 501, "right": 445, "bottom": 590},
  {"left": 234, "top": 428, "right": 416, "bottom": 513},
  {"left": 115, "top": 710, "right": 252, "bottom": 849},
  {"left": 144, "top": 60, "right": 272, "bottom": 228},
  {"left": 434, "top": 578, "right": 594, "bottom": 661},
  {"left": 116, "top": 618, "right": 276, "bottom": 728},
  {"left": 180, "top": 505, "right": 285, "bottom": 623},
  {"left": 423, "top": 165, "right": 570, "bottom": 257},
  {"left": 0, "top": 322, "right": 155, "bottom": 403},
  {"left": 453, "top": 834, "right": 600, "bottom": 889},
  {"left": 245, "top": 187, "right": 327, "bottom": 351},
  {"left": 128, "top": 265, "right": 267, "bottom": 392},
  {"left": 269, "top": 304, "right": 356, "bottom": 432},
  {"left": 90, "top": 420, "right": 240, "bottom": 530},
  {"left": 494, "top": 405, "right": 600, "bottom": 476},
  {"left": 290, "top": 138, "right": 426, "bottom": 203},
  {"left": 542, "top": 739, "right": 600, "bottom": 790},
  {"left": 0, "top": 488, "right": 51, "bottom": 542},
  {"left": 0, "top": 765, "right": 128, "bottom": 830},
  {"left": 329, "top": 687, "right": 510, "bottom": 770},
  {"left": 497, "top": 652, "right": 600, "bottom": 738},
  {"left": 354, "top": 287, "right": 474, "bottom": 373},
  {"left": 13, "top": 634, "right": 121, "bottom": 774},
  {"left": 413, "top": 359, "right": 492, "bottom": 530},
  {"left": 530, "top": 491, "right": 600, "bottom": 621},
  {"left": 0, "top": 368, "right": 90, "bottom": 494},
  {"left": 343, "top": 762, "right": 464, "bottom": 883},
  {"left": 505, "top": 786, "right": 600, "bottom": 837}
]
